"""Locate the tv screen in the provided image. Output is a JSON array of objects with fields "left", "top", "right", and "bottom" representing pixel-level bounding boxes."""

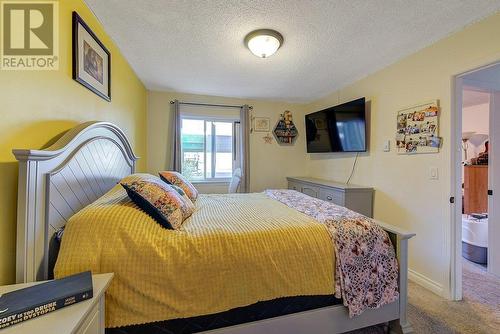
[{"left": 305, "top": 97, "right": 366, "bottom": 153}]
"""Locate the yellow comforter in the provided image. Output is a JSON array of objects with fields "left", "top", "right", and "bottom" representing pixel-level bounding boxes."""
[{"left": 54, "top": 182, "right": 335, "bottom": 328}]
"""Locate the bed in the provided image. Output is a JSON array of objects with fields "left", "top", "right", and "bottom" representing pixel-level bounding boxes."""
[{"left": 13, "top": 121, "right": 415, "bottom": 334}]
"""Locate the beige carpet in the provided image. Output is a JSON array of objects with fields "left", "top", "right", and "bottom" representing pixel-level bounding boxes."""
[{"left": 350, "top": 258, "right": 500, "bottom": 333}]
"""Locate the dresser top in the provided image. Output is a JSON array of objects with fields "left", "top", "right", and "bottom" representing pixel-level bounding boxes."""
[{"left": 287, "top": 176, "right": 373, "bottom": 190}]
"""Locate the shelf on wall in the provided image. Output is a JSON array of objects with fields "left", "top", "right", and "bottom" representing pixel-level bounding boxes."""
[{"left": 273, "top": 119, "right": 298, "bottom": 145}]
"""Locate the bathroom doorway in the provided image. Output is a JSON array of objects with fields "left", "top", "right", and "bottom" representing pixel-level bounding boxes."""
[
  {"left": 461, "top": 87, "right": 489, "bottom": 269},
  {"left": 451, "top": 62, "right": 500, "bottom": 300}
]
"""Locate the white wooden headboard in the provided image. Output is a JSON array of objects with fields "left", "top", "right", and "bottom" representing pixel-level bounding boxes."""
[{"left": 13, "top": 121, "right": 138, "bottom": 283}]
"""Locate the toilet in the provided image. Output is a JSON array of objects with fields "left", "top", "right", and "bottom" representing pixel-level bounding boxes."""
[{"left": 462, "top": 215, "right": 488, "bottom": 264}]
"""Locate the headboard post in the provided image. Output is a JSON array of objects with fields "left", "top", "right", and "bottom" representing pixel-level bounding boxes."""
[
  {"left": 15, "top": 160, "right": 39, "bottom": 283},
  {"left": 13, "top": 121, "right": 138, "bottom": 283}
]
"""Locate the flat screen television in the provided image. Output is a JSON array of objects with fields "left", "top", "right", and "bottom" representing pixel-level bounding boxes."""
[{"left": 305, "top": 97, "right": 366, "bottom": 153}]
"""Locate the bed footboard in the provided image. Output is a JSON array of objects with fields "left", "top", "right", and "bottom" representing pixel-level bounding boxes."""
[
  {"left": 376, "top": 220, "right": 416, "bottom": 334},
  {"left": 201, "top": 220, "right": 415, "bottom": 334}
]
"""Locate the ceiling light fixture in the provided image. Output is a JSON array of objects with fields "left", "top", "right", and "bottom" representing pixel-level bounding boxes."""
[{"left": 244, "top": 29, "right": 283, "bottom": 58}]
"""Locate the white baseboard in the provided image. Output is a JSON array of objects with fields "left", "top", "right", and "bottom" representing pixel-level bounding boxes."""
[{"left": 408, "top": 268, "right": 444, "bottom": 296}]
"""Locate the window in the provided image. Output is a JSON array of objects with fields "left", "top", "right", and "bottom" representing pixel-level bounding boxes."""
[{"left": 181, "top": 117, "right": 239, "bottom": 181}]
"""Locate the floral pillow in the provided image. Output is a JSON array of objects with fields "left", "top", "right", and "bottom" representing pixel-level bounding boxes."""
[
  {"left": 169, "top": 184, "right": 194, "bottom": 203},
  {"left": 158, "top": 171, "right": 198, "bottom": 202},
  {"left": 121, "top": 177, "right": 195, "bottom": 230}
]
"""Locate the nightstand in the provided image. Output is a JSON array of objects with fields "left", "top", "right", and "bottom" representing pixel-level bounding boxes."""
[{"left": 0, "top": 273, "right": 113, "bottom": 334}]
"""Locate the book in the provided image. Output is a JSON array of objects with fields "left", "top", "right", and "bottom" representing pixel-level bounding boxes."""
[{"left": 0, "top": 271, "right": 93, "bottom": 330}]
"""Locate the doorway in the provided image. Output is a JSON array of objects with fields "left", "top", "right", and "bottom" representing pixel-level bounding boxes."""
[
  {"left": 451, "top": 62, "right": 500, "bottom": 300},
  {"left": 462, "top": 86, "right": 489, "bottom": 271}
]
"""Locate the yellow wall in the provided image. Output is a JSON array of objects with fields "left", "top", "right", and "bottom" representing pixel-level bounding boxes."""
[
  {"left": 303, "top": 12, "right": 500, "bottom": 295},
  {"left": 0, "top": 0, "right": 147, "bottom": 284},
  {"left": 147, "top": 91, "right": 307, "bottom": 192}
]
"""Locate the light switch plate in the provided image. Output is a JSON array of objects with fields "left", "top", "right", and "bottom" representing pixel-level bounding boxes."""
[
  {"left": 383, "top": 140, "right": 390, "bottom": 152},
  {"left": 429, "top": 167, "right": 439, "bottom": 180}
]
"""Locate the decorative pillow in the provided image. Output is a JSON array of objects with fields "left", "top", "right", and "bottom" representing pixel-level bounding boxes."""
[
  {"left": 158, "top": 171, "right": 198, "bottom": 202},
  {"left": 169, "top": 183, "right": 196, "bottom": 205},
  {"left": 121, "top": 177, "right": 195, "bottom": 229},
  {"left": 170, "top": 184, "right": 186, "bottom": 196}
]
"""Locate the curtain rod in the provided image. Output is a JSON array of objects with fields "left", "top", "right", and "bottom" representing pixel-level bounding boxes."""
[{"left": 170, "top": 100, "right": 253, "bottom": 110}]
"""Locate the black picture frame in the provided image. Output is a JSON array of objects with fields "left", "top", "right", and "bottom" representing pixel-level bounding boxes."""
[{"left": 72, "top": 12, "right": 111, "bottom": 101}]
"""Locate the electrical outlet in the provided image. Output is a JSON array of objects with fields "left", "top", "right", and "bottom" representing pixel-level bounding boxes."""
[{"left": 429, "top": 167, "right": 439, "bottom": 180}]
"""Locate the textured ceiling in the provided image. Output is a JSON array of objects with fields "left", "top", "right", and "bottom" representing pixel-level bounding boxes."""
[{"left": 85, "top": 0, "right": 500, "bottom": 102}]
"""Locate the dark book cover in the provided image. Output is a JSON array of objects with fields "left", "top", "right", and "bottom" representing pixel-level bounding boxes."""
[{"left": 0, "top": 271, "right": 93, "bottom": 330}]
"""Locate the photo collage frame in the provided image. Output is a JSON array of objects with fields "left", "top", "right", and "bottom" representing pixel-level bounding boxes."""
[{"left": 396, "top": 101, "right": 441, "bottom": 154}]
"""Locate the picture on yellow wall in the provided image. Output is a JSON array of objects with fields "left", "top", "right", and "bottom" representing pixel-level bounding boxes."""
[
  {"left": 83, "top": 41, "right": 103, "bottom": 84},
  {"left": 253, "top": 117, "right": 270, "bottom": 132},
  {"left": 72, "top": 12, "right": 111, "bottom": 101},
  {"left": 396, "top": 101, "right": 441, "bottom": 154}
]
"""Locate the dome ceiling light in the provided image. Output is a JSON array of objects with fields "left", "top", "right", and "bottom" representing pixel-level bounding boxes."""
[{"left": 244, "top": 29, "right": 284, "bottom": 58}]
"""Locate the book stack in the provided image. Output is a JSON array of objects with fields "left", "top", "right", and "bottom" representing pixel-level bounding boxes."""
[{"left": 0, "top": 271, "right": 93, "bottom": 330}]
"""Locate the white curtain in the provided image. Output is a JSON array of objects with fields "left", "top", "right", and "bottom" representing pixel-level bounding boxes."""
[{"left": 239, "top": 105, "right": 250, "bottom": 192}]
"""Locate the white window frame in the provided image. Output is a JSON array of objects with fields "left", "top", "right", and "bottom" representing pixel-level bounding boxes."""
[{"left": 180, "top": 115, "right": 239, "bottom": 183}]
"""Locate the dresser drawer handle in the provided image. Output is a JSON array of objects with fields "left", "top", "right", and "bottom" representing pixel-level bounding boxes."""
[{"left": 326, "top": 195, "right": 333, "bottom": 201}]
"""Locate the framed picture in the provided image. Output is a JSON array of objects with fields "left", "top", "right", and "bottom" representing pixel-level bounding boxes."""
[
  {"left": 72, "top": 12, "right": 111, "bottom": 101},
  {"left": 253, "top": 117, "right": 270, "bottom": 132},
  {"left": 395, "top": 100, "right": 440, "bottom": 154}
]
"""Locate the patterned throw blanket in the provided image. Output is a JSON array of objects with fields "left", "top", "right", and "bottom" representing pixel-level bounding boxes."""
[{"left": 265, "top": 189, "right": 399, "bottom": 317}]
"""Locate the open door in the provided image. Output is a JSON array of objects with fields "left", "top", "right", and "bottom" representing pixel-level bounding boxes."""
[{"left": 488, "top": 90, "right": 500, "bottom": 276}]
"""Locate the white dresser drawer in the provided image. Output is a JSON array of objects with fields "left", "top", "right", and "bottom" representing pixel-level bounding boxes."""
[
  {"left": 319, "top": 188, "right": 344, "bottom": 206},
  {"left": 301, "top": 185, "right": 320, "bottom": 198},
  {"left": 288, "top": 181, "right": 302, "bottom": 191},
  {"left": 76, "top": 302, "right": 101, "bottom": 334}
]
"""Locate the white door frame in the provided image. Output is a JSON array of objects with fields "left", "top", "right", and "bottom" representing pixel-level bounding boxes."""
[
  {"left": 450, "top": 76, "right": 463, "bottom": 301},
  {"left": 450, "top": 61, "right": 500, "bottom": 300},
  {"left": 488, "top": 91, "right": 500, "bottom": 277}
]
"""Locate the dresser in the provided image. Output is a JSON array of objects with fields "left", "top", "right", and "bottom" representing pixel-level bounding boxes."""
[
  {"left": 463, "top": 165, "right": 488, "bottom": 214},
  {"left": 0, "top": 273, "right": 113, "bottom": 334},
  {"left": 287, "top": 177, "right": 374, "bottom": 217}
]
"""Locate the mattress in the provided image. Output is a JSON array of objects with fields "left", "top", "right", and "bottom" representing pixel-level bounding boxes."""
[{"left": 54, "top": 176, "right": 335, "bottom": 328}]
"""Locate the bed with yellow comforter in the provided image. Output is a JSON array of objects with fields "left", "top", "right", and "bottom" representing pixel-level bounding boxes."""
[{"left": 54, "top": 181, "right": 335, "bottom": 328}]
